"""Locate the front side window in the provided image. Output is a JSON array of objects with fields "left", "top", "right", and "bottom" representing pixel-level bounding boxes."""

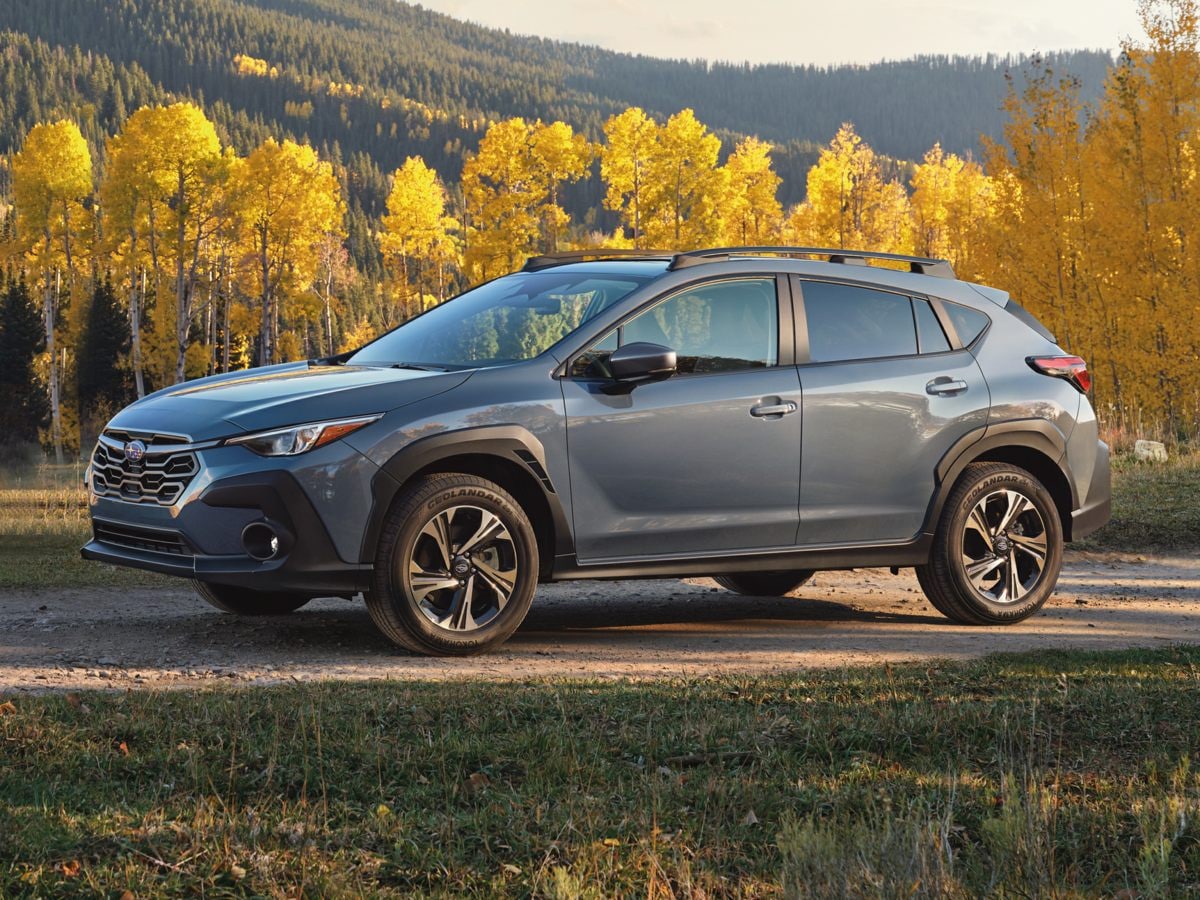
[
  {"left": 571, "top": 277, "right": 778, "bottom": 378},
  {"left": 802, "top": 281, "right": 918, "bottom": 363},
  {"left": 349, "top": 272, "right": 650, "bottom": 368}
]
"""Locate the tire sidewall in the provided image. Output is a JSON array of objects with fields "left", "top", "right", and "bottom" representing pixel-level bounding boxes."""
[
  {"left": 944, "top": 468, "right": 1063, "bottom": 623},
  {"left": 375, "top": 479, "right": 538, "bottom": 654}
]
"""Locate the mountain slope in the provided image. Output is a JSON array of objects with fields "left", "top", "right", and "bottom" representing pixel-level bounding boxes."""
[{"left": 0, "top": 0, "right": 1113, "bottom": 211}]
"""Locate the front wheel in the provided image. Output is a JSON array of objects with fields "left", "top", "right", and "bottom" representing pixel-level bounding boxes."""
[
  {"left": 191, "top": 580, "right": 311, "bottom": 615},
  {"left": 713, "top": 571, "right": 814, "bottom": 597},
  {"left": 366, "top": 473, "right": 539, "bottom": 656},
  {"left": 917, "top": 462, "right": 1063, "bottom": 625}
]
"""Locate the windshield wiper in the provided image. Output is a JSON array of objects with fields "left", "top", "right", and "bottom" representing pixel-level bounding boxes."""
[{"left": 389, "top": 362, "right": 446, "bottom": 372}]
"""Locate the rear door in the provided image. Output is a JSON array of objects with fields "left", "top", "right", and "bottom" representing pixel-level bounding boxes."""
[{"left": 793, "top": 277, "right": 991, "bottom": 545}]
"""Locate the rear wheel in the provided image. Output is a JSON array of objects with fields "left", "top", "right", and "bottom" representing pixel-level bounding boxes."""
[
  {"left": 191, "top": 580, "right": 311, "bottom": 615},
  {"left": 366, "top": 473, "right": 538, "bottom": 656},
  {"left": 917, "top": 462, "right": 1063, "bottom": 625},
  {"left": 714, "top": 571, "right": 814, "bottom": 597}
]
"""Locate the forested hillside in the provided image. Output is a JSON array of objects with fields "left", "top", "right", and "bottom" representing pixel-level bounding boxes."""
[{"left": 0, "top": 0, "right": 1112, "bottom": 212}]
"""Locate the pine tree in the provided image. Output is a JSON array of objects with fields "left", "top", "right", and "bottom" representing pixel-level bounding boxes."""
[
  {"left": 0, "top": 276, "right": 49, "bottom": 455},
  {"left": 76, "top": 275, "right": 131, "bottom": 451}
]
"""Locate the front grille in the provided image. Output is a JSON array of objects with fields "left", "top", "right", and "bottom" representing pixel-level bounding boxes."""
[
  {"left": 91, "top": 430, "right": 200, "bottom": 506},
  {"left": 93, "top": 520, "right": 193, "bottom": 557}
]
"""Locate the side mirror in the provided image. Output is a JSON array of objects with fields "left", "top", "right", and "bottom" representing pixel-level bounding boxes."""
[{"left": 608, "top": 342, "right": 677, "bottom": 384}]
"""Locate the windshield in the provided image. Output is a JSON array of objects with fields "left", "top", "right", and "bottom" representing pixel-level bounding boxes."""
[{"left": 348, "top": 271, "right": 651, "bottom": 368}]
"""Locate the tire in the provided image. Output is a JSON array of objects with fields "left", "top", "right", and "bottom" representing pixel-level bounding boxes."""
[
  {"left": 917, "top": 461, "right": 1063, "bottom": 625},
  {"left": 713, "top": 571, "right": 814, "bottom": 597},
  {"left": 191, "top": 580, "right": 311, "bottom": 615},
  {"left": 365, "top": 473, "right": 539, "bottom": 656}
]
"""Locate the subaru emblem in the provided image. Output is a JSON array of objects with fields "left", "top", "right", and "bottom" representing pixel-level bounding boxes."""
[{"left": 124, "top": 439, "right": 147, "bottom": 462}]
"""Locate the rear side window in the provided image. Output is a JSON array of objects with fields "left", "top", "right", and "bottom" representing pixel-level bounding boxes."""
[
  {"left": 913, "top": 298, "right": 952, "bottom": 354},
  {"left": 942, "top": 302, "right": 990, "bottom": 346},
  {"left": 802, "top": 281, "right": 917, "bottom": 363}
]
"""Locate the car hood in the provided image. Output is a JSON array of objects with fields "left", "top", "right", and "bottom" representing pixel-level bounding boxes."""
[{"left": 105, "top": 362, "right": 473, "bottom": 440}]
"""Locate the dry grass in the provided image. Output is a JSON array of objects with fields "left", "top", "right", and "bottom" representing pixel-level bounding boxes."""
[{"left": 2, "top": 649, "right": 1199, "bottom": 896}]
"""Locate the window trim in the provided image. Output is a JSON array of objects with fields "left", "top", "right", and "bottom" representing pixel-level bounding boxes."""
[
  {"left": 790, "top": 275, "right": 990, "bottom": 366},
  {"left": 563, "top": 273, "right": 794, "bottom": 380}
]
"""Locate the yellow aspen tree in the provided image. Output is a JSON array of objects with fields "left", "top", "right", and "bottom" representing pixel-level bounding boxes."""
[
  {"left": 600, "top": 107, "right": 659, "bottom": 247},
  {"left": 462, "top": 118, "right": 591, "bottom": 280},
  {"left": 785, "top": 123, "right": 911, "bottom": 254},
  {"left": 909, "top": 143, "right": 994, "bottom": 278},
  {"left": 101, "top": 122, "right": 155, "bottom": 396},
  {"left": 643, "top": 109, "right": 726, "bottom": 250},
  {"left": 101, "top": 103, "right": 225, "bottom": 386},
  {"left": 980, "top": 69, "right": 1093, "bottom": 383},
  {"left": 153, "top": 104, "right": 224, "bottom": 384},
  {"left": 310, "top": 232, "right": 356, "bottom": 356},
  {"left": 462, "top": 118, "right": 542, "bottom": 281},
  {"left": 722, "top": 136, "right": 783, "bottom": 246},
  {"left": 380, "top": 156, "right": 459, "bottom": 320},
  {"left": 11, "top": 120, "right": 92, "bottom": 463},
  {"left": 529, "top": 121, "right": 594, "bottom": 253},
  {"left": 228, "top": 139, "right": 344, "bottom": 365},
  {"left": 1086, "top": 0, "right": 1200, "bottom": 429}
]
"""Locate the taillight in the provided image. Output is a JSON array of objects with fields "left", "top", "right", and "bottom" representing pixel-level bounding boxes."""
[{"left": 1026, "top": 356, "right": 1092, "bottom": 393}]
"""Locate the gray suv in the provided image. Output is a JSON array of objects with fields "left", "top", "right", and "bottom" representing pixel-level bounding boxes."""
[{"left": 82, "top": 247, "right": 1111, "bottom": 655}]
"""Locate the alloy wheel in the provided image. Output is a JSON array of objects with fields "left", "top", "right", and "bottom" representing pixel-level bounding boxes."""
[
  {"left": 960, "top": 488, "right": 1049, "bottom": 604},
  {"left": 402, "top": 504, "right": 518, "bottom": 632}
]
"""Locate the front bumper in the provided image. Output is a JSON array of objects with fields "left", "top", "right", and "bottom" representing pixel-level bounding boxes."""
[
  {"left": 1070, "top": 439, "right": 1111, "bottom": 540},
  {"left": 82, "top": 458, "right": 373, "bottom": 596}
]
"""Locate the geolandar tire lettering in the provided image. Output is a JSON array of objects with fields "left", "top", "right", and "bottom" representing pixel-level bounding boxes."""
[
  {"left": 916, "top": 461, "right": 1064, "bottom": 625},
  {"left": 366, "top": 473, "right": 538, "bottom": 656}
]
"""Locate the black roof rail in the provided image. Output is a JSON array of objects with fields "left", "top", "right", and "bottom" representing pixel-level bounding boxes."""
[
  {"left": 666, "top": 246, "right": 956, "bottom": 279},
  {"left": 522, "top": 249, "right": 676, "bottom": 271}
]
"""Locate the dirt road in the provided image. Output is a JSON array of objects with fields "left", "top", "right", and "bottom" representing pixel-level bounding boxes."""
[{"left": 2, "top": 552, "right": 1197, "bottom": 691}]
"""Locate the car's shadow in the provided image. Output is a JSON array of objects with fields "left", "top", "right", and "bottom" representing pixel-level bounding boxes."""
[{"left": 516, "top": 590, "right": 944, "bottom": 632}]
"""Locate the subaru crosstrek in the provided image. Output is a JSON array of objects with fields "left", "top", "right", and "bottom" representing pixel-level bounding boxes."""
[{"left": 82, "top": 247, "right": 1111, "bottom": 655}]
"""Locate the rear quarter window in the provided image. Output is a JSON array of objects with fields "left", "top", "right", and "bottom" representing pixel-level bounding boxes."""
[{"left": 942, "top": 302, "right": 990, "bottom": 346}]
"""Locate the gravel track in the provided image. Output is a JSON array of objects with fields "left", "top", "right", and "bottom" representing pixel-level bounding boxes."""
[{"left": 2, "top": 552, "right": 1197, "bottom": 691}]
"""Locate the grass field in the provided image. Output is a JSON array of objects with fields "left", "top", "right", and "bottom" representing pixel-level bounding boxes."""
[
  {"left": 0, "top": 469, "right": 171, "bottom": 589},
  {"left": 1, "top": 447, "right": 1195, "bottom": 590},
  {"left": 2, "top": 648, "right": 1198, "bottom": 896},
  {"left": 2, "top": 452, "right": 1198, "bottom": 896}
]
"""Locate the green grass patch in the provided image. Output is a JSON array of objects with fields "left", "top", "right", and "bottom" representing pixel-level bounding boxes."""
[
  {"left": 1077, "top": 447, "right": 1200, "bottom": 555},
  {"left": 0, "top": 481, "right": 171, "bottom": 590},
  {"left": 3, "top": 648, "right": 1200, "bottom": 896}
]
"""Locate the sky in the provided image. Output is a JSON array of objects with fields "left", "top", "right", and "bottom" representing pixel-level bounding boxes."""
[{"left": 413, "top": 0, "right": 1144, "bottom": 67}]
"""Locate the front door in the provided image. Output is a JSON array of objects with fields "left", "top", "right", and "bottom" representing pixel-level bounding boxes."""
[{"left": 562, "top": 276, "right": 802, "bottom": 561}]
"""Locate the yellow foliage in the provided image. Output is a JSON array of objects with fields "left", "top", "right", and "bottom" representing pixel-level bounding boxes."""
[
  {"left": 462, "top": 118, "right": 592, "bottom": 280},
  {"left": 723, "top": 136, "right": 783, "bottom": 245},
  {"left": 785, "top": 123, "right": 910, "bottom": 254},
  {"left": 600, "top": 107, "right": 659, "bottom": 248},
  {"left": 380, "top": 156, "right": 459, "bottom": 310},
  {"left": 233, "top": 54, "right": 275, "bottom": 78},
  {"left": 228, "top": 138, "right": 344, "bottom": 365},
  {"left": 642, "top": 109, "right": 726, "bottom": 250},
  {"left": 338, "top": 317, "right": 381, "bottom": 354}
]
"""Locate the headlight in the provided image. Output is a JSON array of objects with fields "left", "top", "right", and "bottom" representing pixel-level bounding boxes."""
[{"left": 225, "top": 415, "right": 381, "bottom": 457}]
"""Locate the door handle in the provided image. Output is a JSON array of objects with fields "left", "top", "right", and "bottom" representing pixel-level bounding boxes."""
[
  {"left": 750, "top": 402, "right": 798, "bottom": 418},
  {"left": 926, "top": 378, "right": 968, "bottom": 396}
]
